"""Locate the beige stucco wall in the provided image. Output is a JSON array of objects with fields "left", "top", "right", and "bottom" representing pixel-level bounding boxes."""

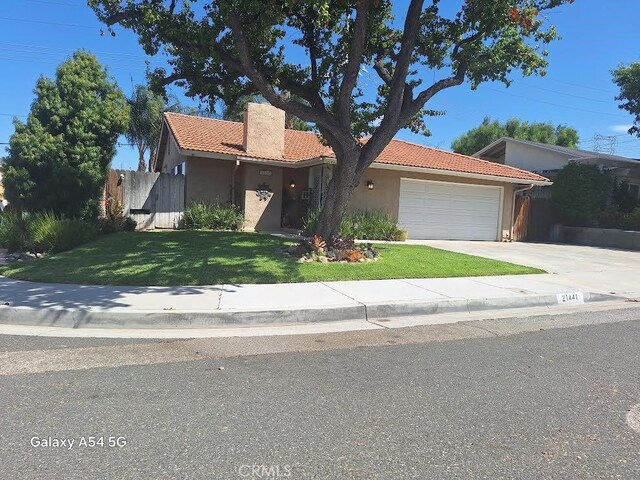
[
  {"left": 503, "top": 141, "right": 569, "bottom": 172},
  {"left": 242, "top": 163, "right": 283, "bottom": 231},
  {"left": 160, "top": 133, "right": 184, "bottom": 173},
  {"left": 348, "top": 167, "right": 516, "bottom": 240},
  {"left": 185, "top": 157, "right": 236, "bottom": 205}
]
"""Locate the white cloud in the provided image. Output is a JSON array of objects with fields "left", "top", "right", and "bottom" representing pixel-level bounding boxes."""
[{"left": 609, "top": 124, "right": 633, "bottom": 133}]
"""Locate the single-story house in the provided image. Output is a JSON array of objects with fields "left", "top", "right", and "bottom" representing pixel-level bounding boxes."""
[
  {"left": 155, "top": 103, "right": 550, "bottom": 241},
  {"left": 473, "top": 137, "right": 640, "bottom": 200}
]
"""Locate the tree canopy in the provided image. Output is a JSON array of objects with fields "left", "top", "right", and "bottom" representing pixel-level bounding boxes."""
[
  {"left": 4, "top": 51, "right": 128, "bottom": 218},
  {"left": 612, "top": 62, "right": 640, "bottom": 137},
  {"left": 90, "top": 0, "right": 572, "bottom": 237},
  {"left": 452, "top": 117, "right": 579, "bottom": 155}
]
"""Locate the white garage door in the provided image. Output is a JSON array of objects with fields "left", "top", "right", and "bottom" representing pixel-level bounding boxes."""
[{"left": 398, "top": 179, "right": 502, "bottom": 241}]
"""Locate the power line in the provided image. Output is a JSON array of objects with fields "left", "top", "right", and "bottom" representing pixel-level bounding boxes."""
[
  {"left": 0, "top": 42, "right": 157, "bottom": 61},
  {"left": 545, "top": 77, "right": 618, "bottom": 94},
  {"left": 0, "top": 55, "right": 152, "bottom": 73},
  {"left": 24, "top": 0, "right": 86, "bottom": 6},
  {"left": 484, "top": 87, "right": 631, "bottom": 119},
  {"left": 0, "top": 16, "right": 94, "bottom": 29},
  {"left": 0, "top": 51, "right": 160, "bottom": 70},
  {"left": 0, "top": 113, "right": 27, "bottom": 117},
  {"left": 517, "top": 84, "right": 613, "bottom": 104}
]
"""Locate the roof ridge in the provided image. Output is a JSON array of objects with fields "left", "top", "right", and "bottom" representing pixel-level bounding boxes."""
[
  {"left": 163, "top": 112, "right": 242, "bottom": 126},
  {"left": 164, "top": 111, "right": 324, "bottom": 136},
  {"left": 389, "top": 137, "right": 548, "bottom": 181}
]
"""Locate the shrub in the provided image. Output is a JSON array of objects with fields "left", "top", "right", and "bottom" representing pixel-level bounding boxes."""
[
  {"left": 344, "top": 210, "right": 402, "bottom": 240},
  {"left": 551, "top": 162, "right": 613, "bottom": 226},
  {"left": 0, "top": 212, "right": 29, "bottom": 253},
  {"left": 98, "top": 202, "right": 137, "bottom": 234},
  {"left": 0, "top": 211, "right": 97, "bottom": 255},
  {"left": 302, "top": 209, "right": 402, "bottom": 240},
  {"left": 26, "top": 211, "right": 60, "bottom": 254},
  {"left": 179, "top": 202, "right": 243, "bottom": 230},
  {"left": 50, "top": 218, "right": 98, "bottom": 253},
  {"left": 624, "top": 207, "right": 640, "bottom": 231}
]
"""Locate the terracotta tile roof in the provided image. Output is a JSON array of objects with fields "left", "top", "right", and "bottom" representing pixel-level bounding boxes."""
[
  {"left": 163, "top": 112, "right": 549, "bottom": 183},
  {"left": 372, "top": 138, "right": 548, "bottom": 182}
]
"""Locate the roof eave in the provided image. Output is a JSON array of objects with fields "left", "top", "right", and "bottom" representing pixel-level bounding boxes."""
[
  {"left": 471, "top": 137, "right": 510, "bottom": 158},
  {"left": 369, "top": 162, "right": 551, "bottom": 186}
]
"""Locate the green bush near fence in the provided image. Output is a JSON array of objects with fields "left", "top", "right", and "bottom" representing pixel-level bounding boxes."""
[
  {"left": 0, "top": 211, "right": 98, "bottom": 254},
  {"left": 624, "top": 207, "right": 640, "bottom": 231},
  {"left": 179, "top": 202, "right": 244, "bottom": 231},
  {"left": 302, "top": 209, "right": 405, "bottom": 241}
]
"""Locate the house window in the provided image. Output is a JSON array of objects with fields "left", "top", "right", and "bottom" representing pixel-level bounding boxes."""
[
  {"left": 172, "top": 162, "right": 185, "bottom": 176},
  {"left": 629, "top": 183, "right": 640, "bottom": 200}
]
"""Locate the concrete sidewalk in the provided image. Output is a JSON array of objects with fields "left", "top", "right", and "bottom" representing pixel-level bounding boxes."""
[{"left": 0, "top": 274, "right": 620, "bottom": 329}]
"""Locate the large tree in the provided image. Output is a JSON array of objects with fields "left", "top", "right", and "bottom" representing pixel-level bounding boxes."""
[
  {"left": 612, "top": 62, "right": 640, "bottom": 137},
  {"left": 90, "top": 0, "right": 571, "bottom": 238},
  {"left": 4, "top": 51, "right": 128, "bottom": 218},
  {"left": 452, "top": 117, "right": 579, "bottom": 155}
]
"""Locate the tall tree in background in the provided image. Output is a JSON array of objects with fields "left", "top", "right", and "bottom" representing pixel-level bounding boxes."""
[
  {"left": 90, "top": 0, "right": 571, "bottom": 238},
  {"left": 452, "top": 117, "right": 579, "bottom": 155},
  {"left": 612, "top": 62, "right": 640, "bottom": 137},
  {"left": 4, "top": 51, "right": 128, "bottom": 218},
  {"left": 127, "top": 85, "right": 166, "bottom": 172}
]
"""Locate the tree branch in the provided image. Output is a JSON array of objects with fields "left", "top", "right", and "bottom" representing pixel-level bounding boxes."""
[
  {"left": 104, "top": 9, "right": 140, "bottom": 26},
  {"left": 227, "top": 12, "right": 347, "bottom": 141},
  {"left": 336, "top": 0, "right": 370, "bottom": 125},
  {"left": 373, "top": 58, "right": 393, "bottom": 85},
  {"left": 357, "top": 0, "right": 424, "bottom": 169}
]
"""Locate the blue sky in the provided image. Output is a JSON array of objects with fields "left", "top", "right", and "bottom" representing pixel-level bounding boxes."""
[{"left": 1, "top": 0, "right": 639, "bottom": 170}]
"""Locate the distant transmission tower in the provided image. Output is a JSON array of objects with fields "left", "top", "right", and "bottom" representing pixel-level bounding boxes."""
[{"left": 591, "top": 134, "right": 618, "bottom": 154}]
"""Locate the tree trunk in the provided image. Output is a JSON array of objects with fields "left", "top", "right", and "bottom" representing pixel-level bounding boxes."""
[
  {"left": 148, "top": 152, "right": 157, "bottom": 172},
  {"left": 315, "top": 152, "right": 359, "bottom": 239},
  {"left": 137, "top": 148, "right": 146, "bottom": 172}
]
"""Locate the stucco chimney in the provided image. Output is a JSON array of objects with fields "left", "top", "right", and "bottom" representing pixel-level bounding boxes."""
[{"left": 243, "top": 102, "right": 285, "bottom": 158}]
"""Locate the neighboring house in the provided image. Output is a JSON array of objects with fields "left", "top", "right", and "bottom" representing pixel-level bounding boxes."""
[
  {"left": 155, "top": 103, "right": 550, "bottom": 241},
  {"left": 473, "top": 137, "right": 640, "bottom": 200}
]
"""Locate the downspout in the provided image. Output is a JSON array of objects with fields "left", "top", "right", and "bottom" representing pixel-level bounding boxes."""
[
  {"left": 509, "top": 184, "right": 535, "bottom": 242},
  {"left": 231, "top": 159, "right": 240, "bottom": 206}
]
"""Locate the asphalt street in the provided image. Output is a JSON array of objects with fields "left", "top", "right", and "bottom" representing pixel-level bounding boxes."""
[{"left": 1, "top": 307, "right": 640, "bottom": 479}]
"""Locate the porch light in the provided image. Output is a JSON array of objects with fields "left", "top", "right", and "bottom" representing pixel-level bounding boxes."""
[
  {"left": 289, "top": 179, "right": 296, "bottom": 188},
  {"left": 366, "top": 180, "right": 374, "bottom": 190}
]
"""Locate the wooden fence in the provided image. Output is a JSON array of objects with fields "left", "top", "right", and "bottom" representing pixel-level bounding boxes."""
[
  {"left": 104, "top": 170, "right": 185, "bottom": 229},
  {"left": 512, "top": 196, "right": 530, "bottom": 242},
  {"left": 512, "top": 189, "right": 560, "bottom": 242}
]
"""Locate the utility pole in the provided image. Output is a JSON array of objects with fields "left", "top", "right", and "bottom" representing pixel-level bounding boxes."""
[{"left": 591, "top": 134, "right": 617, "bottom": 154}]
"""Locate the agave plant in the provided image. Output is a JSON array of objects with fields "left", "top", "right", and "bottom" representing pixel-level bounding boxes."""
[{"left": 309, "top": 235, "right": 326, "bottom": 253}]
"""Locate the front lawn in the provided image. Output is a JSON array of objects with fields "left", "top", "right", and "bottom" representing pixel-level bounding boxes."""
[{"left": 0, "top": 231, "right": 543, "bottom": 286}]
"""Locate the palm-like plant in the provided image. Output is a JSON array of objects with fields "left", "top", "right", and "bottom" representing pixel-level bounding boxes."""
[{"left": 126, "top": 85, "right": 166, "bottom": 172}]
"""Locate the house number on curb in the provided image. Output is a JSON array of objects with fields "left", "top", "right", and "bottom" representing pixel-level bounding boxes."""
[{"left": 556, "top": 292, "right": 584, "bottom": 305}]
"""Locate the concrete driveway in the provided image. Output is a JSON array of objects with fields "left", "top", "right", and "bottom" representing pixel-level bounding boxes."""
[{"left": 418, "top": 241, "right": 640, "bottom": 299}]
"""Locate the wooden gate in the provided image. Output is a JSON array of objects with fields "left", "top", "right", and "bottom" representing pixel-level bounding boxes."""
[
  {"left": 104, "top": 170, "right": 185, "bottom": 229},
  {"left": 512, "top": 196, "right": 531, "bottom": 242}
]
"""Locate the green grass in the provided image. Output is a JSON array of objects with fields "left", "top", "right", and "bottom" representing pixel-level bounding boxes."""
[{"left": 0, "top": 231, "right": 544, "bottom": 286}]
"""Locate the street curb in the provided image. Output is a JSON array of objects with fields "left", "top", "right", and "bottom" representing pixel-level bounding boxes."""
[{"left": 0, "top": 291, "right": 621, "bottom": 329}]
